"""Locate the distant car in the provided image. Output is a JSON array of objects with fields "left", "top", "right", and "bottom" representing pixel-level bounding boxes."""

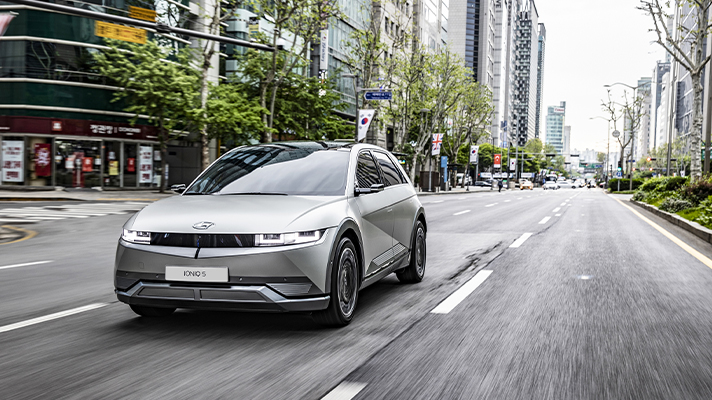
[
  {"left": 543, "top": 181, "right": 559, "bottom": 190},
  {"left": 456, "top": 173, "right": 472, "bottom": 186},
  {"left": 519, "top": 179, "right": 534, "bottom": 190},
  {"left": 474, "top": 179, "right": 493, "bottom": 187},
  {"left": 558, "top": 180, "right": 576, "bottom": 189}
]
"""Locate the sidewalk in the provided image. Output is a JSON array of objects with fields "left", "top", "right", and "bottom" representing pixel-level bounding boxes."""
[
  {"left": 0, "top": 187, "right": 176, "bottom": 202},
  {"left": 417, "top": 185, "right": 504, "bottom": 196}
]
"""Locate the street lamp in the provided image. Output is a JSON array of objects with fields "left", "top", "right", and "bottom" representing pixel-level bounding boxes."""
[
  {"left": 420, "top": 108, "right": 433, "bottom": 192},
  {"left": 590, "top": 116, "right": 612, "bottom": 185}
]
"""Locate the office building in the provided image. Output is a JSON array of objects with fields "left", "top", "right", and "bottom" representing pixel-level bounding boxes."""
[
  {"left": 512, "top": 0, "right": 539, "bottom": 143},
  {"left": 545, "top": 101, "right": 565, "bottom": 154},
  {"left": 535, "top": 23, "right": 545, "bottom": 139}
]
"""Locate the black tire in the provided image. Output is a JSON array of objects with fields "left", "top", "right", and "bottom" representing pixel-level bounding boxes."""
[
  {"left": 130, "top": 305, "right": 175, "bottom": 317},
  {"left": 313, "top": 238, "right": 359, "bottom": 327},
  {"left": 397, "top": 220, "right": 426, "bottom": 283}
]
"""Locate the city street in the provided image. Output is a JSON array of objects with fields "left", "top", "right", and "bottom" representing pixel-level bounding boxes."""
[{"left": 2, "top": 188, "right": 712, "bottom": 399}]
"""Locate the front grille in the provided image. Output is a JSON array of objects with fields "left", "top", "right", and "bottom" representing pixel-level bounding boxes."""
[{"left": 150, "top": 233, "right": 255, "bottom": 248}]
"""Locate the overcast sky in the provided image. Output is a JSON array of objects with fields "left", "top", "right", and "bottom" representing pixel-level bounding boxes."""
[{"left": 536, "top": 0, "right": 667, "bottom": 154}]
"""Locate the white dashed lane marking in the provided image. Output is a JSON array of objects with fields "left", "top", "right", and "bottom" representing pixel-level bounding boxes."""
[
  {"left": 0, "top": 303, "right": 108, "bottom": 334},
  {"left": 539, "top": 217, "right": 551, "bottom": 224},
  {"left": 431, "top": 270, "right": 494, "bottom": 314},
  {"left": 453, "top": 210, "right": 471, "bottom": 216},
  {"left": 321, "top": 382, "right": 368, "bottom": 400},
  {"left": 485, "top": 203, "right": 497, "bottom": 208},
  {"left": 0, "top": 260, "right": 52, "bottom": 271},
  {"left": 553, "top": 207, "right": 561, "bottom": 212},
  {"left": 510, "top": 233, "right": 533, "bottom": 248}
]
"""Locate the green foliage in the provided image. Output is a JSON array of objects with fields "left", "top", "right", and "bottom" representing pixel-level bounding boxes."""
[
  {"left": 659, "top": 198, "right": 693, "bottom": 213},
  {"left": 632, "top": 191, "right": 647, "bottom": 201},
  {"left": 681, "top": 176, "right": 712, "bottom": 205},
  {"left": 205, "top": 83, "right": 265, "bottom": 145},
  {"left": 693, "top": 196, "right": 712, "bottom": 228},
  {"left": 663, "top": 176, "right": 689, "bottom": 191}
]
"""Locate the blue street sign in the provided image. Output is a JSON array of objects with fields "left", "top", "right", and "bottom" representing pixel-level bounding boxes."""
[
  {"left": 616, "top": 171, "right": 622, "bottom": 178},
  {"left": 364, "top": 91, "right": 392, "bottom": 101}
]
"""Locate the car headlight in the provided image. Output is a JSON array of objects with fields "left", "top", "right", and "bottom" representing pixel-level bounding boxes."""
[
  {"left": 122, "top": 229, "right": 151, "bottom": 244},
  {"left": 255, "top": 230, "right": 326, "bottom": 246}
]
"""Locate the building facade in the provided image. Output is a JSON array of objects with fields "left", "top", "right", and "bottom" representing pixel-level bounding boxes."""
[
  {"left": 512, "top": 0, "right": 538, "bottom": 144},
  {"left": 545, "top": 101, "right": 565, "bottom": 154},
  {"left": 535, "top": 22, "right": 545, "bottom": 139},
  {"left": 0, "top": 0, "right": 207, "bottom": 189}
]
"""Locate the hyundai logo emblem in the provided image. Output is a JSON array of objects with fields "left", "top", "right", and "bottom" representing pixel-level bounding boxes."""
[{"left": 192, "top": 221, "right": 215, "bottom": 230}]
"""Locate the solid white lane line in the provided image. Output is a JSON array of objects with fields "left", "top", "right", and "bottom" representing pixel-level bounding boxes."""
[
  {"left": 453, "top": 210, "right": 471, "bottom": 216},
  {"left": 553, "top": 207, "right": 561, "bottom": 212},
  {"left": 0, "top": 303, "right": 108, "bottom": 334},
  {"left": 485, "top": 203, "right": 497, "bottom": 207},
  {"left": 509, "top": 233, "right": 533, "bottom": 248},
  {"left": 431, "top": 270, "right": 493, "bottom": 314},
  {"left": 0, "top": 260, "right": 52, "bottom": 271},
  {"left": 321, "top": 382, "right": 367, "bottom": 400},
  {"left": 539, "top": 217, "right": 551, "bottom": 224},
  {"left": 555, "top": 214, "right": 561, "bottom": 217}
]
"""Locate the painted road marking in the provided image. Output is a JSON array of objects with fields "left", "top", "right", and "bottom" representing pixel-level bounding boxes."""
[
  {"left": 504, "top": 200, "right": 511, "bottom": 203},
  {"left": 539, "top": 217, "right": 551, "bottom": 224},
  {"left": 0, "top": 303, "right": 108, "bottom": 334},
  {"left": 430, "top": 200, "right": 444, "bottom": 204},
  {"left": 510, "top": 233, "right": 533, "bottom": 248},
  {"left": 321, "top": 382, "right": 367, "bottom": 400},
  {"left": 518, "top": 197, "right": 523, "bottom": 200},
  {"left": 560, "top": 203, "right": 566, "bottom": 206},
  {"left": 615, "top": 199, "right": 712, "bottom": 271},
  {"left": 431, "top": 270, "right": 493, "bottom": 314},
  {"left": 556, "top": 214, "right": 561, "bottom": 217},
  {"left": 485, "top": 203, "right": 497, "bottom": 207},
  {"left": 553, "top": 207, "right": 561, "bottom": 212},
  {"left": 568, "top": 204, "right": 572, "bottom": 207},
  {"left": 0, "top": 260, "right": 52, "bottom": 271},
  {"left": 453, "top": 210, "right": 471, "bottom": 216}
]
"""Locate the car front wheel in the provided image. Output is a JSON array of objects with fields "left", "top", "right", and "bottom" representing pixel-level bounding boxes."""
[
  {"left": 313, "top": 237, "right": 359, "bottom": 326},
  {"left": 397, "top": 220, "right": 426, "bottom": 283}
]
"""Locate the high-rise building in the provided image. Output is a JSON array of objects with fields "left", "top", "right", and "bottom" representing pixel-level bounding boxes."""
[
  {"left": 563, "top": 125, "right": 571, "bottom": 156},
  {"left": 512, "top": 0, "right": 539, "bottom": 144},
  {"left": 650, "top": 61, "right": 670, "bottom": 150},
  {"left": 545, "top": 101, "right": 565, "bottom": 154},
  {"left": 535, "top": 23, "right": 545, "bottom": 139},
  {"left": 636, "top": 77, "right": 652, "bottom": 158}
]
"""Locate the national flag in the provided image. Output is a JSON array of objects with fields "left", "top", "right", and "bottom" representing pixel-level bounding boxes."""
[{"left": 431, "top": 133, "right": 443, "bottom": 156}]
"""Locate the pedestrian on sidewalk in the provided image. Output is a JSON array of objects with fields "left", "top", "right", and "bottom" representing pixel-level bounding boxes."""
[{"left": 498, "top": 179, "right": 503, "bottom": 192}]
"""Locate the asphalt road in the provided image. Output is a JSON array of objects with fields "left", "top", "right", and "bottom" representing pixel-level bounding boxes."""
[{"left": 2, "top": 188, "right": 712, "bottom": 399}]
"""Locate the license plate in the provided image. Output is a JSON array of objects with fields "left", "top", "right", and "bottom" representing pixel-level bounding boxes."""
[{"left": 165, "top": 266, "right": 228, "bottom": 282}]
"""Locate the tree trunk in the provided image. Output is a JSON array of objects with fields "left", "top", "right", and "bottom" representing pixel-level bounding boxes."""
[
  {"left": 691, "top": 71, "right": 703, "bottom": 180},
  {"left": 200, "top": 56, "right": 211, "bottom": 171}
]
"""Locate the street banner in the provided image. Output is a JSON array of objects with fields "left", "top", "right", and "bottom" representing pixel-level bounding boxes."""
[
  {"left": 432, "top": 133, "right": 443, "bottom": 156},
  {"left": 509, "top": 159, "right": 516, "bottom": 171},
  {"left": 441, "top": 156, "right": 448, "bottom": 183},
  {"left": 139, "top": 146, "right": 153, "bottom": 184},
  {"left": 494, "top": 153, "right": 501, "bottom": 169},
  {"left": 319, "top": 29, "right": 329, "bottom": 71},
  {"left": 2, "top": 140, "right": 23, "bottom": 182},
  {"left": 470, "top": 145, "right": 479, "bottom": 164},
  {"left": 127, "top": 158, "right": 136, "bottom": 172},
  {"left": 357, "top": 109, "right": 375, "bottom": 142},
  {"left": 34, "top": 143, "right": 51, "bottom": 177},
  {"left": 0, "top": 13, "right": 15, "bottom": 37}
]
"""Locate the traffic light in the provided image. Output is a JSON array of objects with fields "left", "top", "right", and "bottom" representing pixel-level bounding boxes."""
[
  {"left": 633, "top": 167, "right": 636, "bottom": 171},
  {"left": 617, "top": 161, "right": 622, "bottom": 170},
  {"left": 646, "top": 157, "right": 651, "bottom": 162},
  {"left": 650, "top": 167, "right": 653, "bottom": 171}
]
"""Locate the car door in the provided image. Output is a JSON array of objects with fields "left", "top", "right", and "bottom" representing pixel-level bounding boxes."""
[
  {"left": 372, "top": 150, "right": 416, "bottom": 259},
  {"left": 351, "top": 150, "right": 395, "bottom": 278}
]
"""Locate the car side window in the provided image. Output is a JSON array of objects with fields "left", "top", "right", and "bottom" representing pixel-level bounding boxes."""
[
  {"left": 356, "top": 151, "right": 382, "bottom": 188},
  {"left": 373, "top": 151, "right": 402, "bottom": 186}
]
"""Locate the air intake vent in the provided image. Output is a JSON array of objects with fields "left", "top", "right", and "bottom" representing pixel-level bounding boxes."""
[{"left": 268, "top": 283, "right": 313, "bottom": 297}]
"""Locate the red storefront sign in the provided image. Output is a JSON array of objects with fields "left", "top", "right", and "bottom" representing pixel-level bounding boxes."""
[
  {"left": 0, "top": 116, "right": 158, "bottom": 141},
  {"left": 127, "top": 158, "right": 135, "bottom": 172},
  {"left": 34, "top": 143, "right": 52, "bottom": 177},
  {"left": 82, "top": 157, "right": 93, "bottom": 172}
]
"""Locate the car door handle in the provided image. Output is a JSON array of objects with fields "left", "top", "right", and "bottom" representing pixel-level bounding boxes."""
[{"left": 387, "top": 208, "right": 393, "bottom": 213}]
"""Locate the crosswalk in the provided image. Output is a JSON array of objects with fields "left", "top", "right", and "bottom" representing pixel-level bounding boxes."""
[{"left": 0, "top": 202, "right": 149, "bottom": 224}]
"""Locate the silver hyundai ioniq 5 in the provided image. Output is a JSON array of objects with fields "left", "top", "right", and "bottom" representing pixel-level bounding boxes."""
[{"left": 115, "top": 142, "right": 427, "bottom": 326}]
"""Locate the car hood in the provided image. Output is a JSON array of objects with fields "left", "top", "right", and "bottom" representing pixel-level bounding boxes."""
[{"left": 127, "top": 195, "right": 348, "bottom": 234}]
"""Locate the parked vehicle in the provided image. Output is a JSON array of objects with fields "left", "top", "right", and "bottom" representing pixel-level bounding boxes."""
[{"left": 114, "top": 142, "right": 427, "bottom": 326}]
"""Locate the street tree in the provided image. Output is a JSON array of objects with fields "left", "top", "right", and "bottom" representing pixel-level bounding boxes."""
[
  {"left": 204, "top": 82, "right": 266, "bottom": 145},
  {"left": 640, "top": 0, "right": 712, "bottom": 179},
  {"left": 93, "top": 39, "right": 199, "bottom": 192},
  {"left": 602, "top": 89, "right": 646, "bottom": 189},
  {"left": 246, "top": 0, "right": 342, "bottom": 143}
]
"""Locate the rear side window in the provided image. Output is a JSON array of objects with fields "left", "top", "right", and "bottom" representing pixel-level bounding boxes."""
[
  {"left": 356, "top": 152, "right": 382, "bottom": 188},
  {"left": 373, "top": 151, "right": 403, "bottom": 186}
]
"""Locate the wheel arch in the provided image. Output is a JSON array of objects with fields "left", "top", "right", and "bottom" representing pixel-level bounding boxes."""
[{"left": 325, "top": 219, "right": 364, "bottom": 293}]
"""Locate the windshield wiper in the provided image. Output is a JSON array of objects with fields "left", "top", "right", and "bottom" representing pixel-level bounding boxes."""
[{"left": 220, "top": 192, "right": 288, "bottom": 196}]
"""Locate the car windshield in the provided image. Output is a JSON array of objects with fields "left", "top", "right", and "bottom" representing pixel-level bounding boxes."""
[{"left": 184, "top": 144, "right": 350, "bottom": 196}]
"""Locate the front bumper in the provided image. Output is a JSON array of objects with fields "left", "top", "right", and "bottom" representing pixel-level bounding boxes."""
[{"left": 116, "top": 281, "right": 329, "bottom": 312}]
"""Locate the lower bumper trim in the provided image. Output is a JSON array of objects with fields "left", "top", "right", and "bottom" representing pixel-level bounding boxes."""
[{"left": 116, "top": 282, "right": 330, "bottom": 312}]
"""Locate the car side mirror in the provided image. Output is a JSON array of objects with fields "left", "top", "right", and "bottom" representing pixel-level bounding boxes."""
[
  {"left": 171, "top": 184, "right": 186, "bottom": 194},
  {"left": 355, "top": 183, "right": 385, "bottom": 196}
]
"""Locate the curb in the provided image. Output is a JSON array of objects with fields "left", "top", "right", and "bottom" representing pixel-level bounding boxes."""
[{"left": 629, "top": 200, "right": 712, "bottom": 244}]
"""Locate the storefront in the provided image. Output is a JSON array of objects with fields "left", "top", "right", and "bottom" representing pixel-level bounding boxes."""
[{"left": 0, "top": 115, "right": 167, "bottom": 189}]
